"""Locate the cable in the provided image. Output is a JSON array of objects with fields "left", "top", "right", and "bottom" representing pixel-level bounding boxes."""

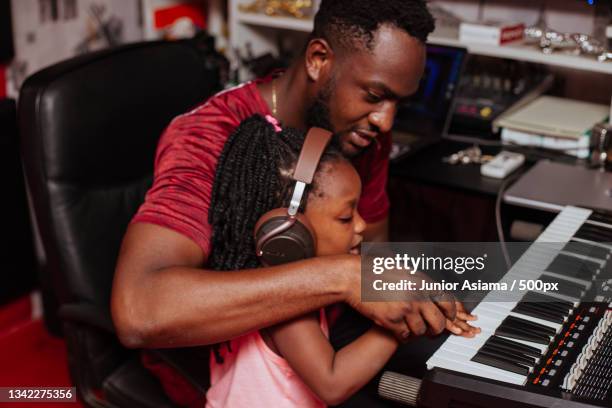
[
  {"left": 495, "top": 170, "right": 524, "bottom": 270},
  {"left": 445, "top": 133, "right": 589, "bottom": 268}
]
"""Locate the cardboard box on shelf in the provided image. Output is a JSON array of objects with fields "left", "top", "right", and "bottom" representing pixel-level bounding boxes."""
[{"left": 459, "top": 21, "right": 525, "bottom": 45}]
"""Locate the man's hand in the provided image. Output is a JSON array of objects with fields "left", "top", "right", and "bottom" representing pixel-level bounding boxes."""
[
  {"left": 446, "top": 301, "right": 481, "bottom": 338},
  {"left": 346, "top": 269, "right": 457, "bottom": 341},
  {"left": 347, "top": 300, "right": 449, "bottom": 341},
  {"left": 348, "top": 296, "right": 478, "bottom": 341},
  {"left": 430, "top": 290, "right": 480, "bottom": 338},
  {"left": 345, "top": 260, "right": 476, "bottom": 341}
]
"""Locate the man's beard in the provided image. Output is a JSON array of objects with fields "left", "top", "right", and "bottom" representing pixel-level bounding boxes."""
[
  {"left": 305, "top": 81, "right": 334, "bottom": 132},
  {"left": 306, "top": 96, "right": 352, "bottom": 157},
  {"left": 305, "top": 79, "right": 373, "bottom": 159}
]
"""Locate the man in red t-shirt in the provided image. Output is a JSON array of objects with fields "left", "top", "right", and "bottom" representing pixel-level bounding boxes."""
[
  {"left": 112, "top": 1, "right": 476, "bottom": 406},
  {"left": 129, "top": 75, "right": 391, "bottom": 259}
]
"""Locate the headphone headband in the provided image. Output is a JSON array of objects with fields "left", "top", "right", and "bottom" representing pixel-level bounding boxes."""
[
  {"left": 292, "top": 127, "right": 333, "bottom": 184},
  {"left": 287, "top": 127, "right": 333, "bottom": 216}
]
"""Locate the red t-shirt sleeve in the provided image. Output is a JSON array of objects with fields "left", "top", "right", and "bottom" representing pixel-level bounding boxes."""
[
  {"left": 132, "top": 114, "right": 220, "bottom": 258},
  {"left": 353, "top": 133, "right": 391, "bottom": 224}
]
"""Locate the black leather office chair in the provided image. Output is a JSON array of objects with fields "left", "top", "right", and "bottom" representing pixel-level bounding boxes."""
[{"left": 18, "top": 40, "right": 221, "bottom": 407}]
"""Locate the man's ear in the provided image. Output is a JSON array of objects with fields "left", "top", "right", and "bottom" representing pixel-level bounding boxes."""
[{"left": 305, "top": 38, "right": 334, "bottom": 83}]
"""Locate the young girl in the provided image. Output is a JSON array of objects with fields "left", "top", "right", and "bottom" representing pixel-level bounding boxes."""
[{"left": 205, "top": 114, "right": 478, "bottom": 407}]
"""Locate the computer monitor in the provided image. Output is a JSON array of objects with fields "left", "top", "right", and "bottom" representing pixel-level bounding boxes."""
[{"left": 391, "top": 44, "right": 466, "bottom": 157}]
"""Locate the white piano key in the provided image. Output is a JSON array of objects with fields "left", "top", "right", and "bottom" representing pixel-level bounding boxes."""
[
  {"left": 474, "top": 308, "right": 513, "bottom": 324},
  {"left": 540, "top": 272, "right": 592, "bottom": 289},
  {"left": 531, "top": 290, "right": 579, "bottom": 305},
  {"left": 558, "top": 250, "right": 606, "bottom": 267},
  {"left": 586, "top": 219, "right": 612, "bottom": 230},
  {"left": 427, "top": 352, "right": 527, "bottom": 385},
  {"left": 468, "top": 303, "right": 563, "bottom": 334},
  {"left": 479, "top": 302, "right": 516, "bottom": 314},
  {"left": 439, "top": 340, "right": 481, "bottom": 358},
  {"left": 571, "top": 237, "right": 612, "bottom": 251}
]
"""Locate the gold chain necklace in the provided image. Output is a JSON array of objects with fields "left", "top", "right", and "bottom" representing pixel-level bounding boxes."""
[{"left": 272, "top": 78, "right": 278, "bottom": 117}]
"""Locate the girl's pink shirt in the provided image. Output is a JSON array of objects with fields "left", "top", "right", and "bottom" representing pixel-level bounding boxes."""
[{"left": 206, "top": 310, "right": 329, "bottom": 408}]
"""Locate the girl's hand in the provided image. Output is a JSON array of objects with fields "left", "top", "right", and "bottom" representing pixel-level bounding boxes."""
[{"left": 445, "top": 301, "right": 481, "bottom": 338}]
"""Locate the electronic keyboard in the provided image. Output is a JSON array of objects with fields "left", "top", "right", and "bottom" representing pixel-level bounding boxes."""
[{"left": 421, "top": 206, "right": 612, "bottom": 407}]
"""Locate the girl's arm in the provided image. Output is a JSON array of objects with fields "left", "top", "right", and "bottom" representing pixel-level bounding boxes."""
[{"left": 267, "top": 313, "right": 398, "bottom": 406}]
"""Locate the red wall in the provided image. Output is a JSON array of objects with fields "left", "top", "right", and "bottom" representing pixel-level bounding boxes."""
[{"left": 0, "top": 64, "right": 6, "bottom": 98}]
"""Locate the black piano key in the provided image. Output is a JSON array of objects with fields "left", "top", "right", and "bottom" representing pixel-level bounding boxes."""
[
  {"left": 575, "top": 225, "right": 612, "bottom": 243},
  {"left": 487, "top": 335, "right": 542, "bottom": 358},
  {"left": 573, "top": 228, "right": 608, "bottom": 244},
  {"left": 495, "top": 326, "right": 550, "bottom": 345},
  {"left": 480, "top": 343, "right": 537, "bottom": 367},
  {"left": 472, "top": 350, "right": 530, "bottom": 376},
  {"left": 506, "top": 325, "right": 554, "bottom": 344},
  {"left": 546, "top": 254, "right": 599, "bottom": 281},
  {"left": 589, "top": 210, "right": 612, "bottom": 225},
  {"left": 521, "top": 291, "right": 574, "bottom": 310},
  {"left": 518, "top": 299, "right": 570, "bottom": 317},
  {"left": 513, "top": 303, "right": 566, "bottom": 324},
  {"left": 502, "top": 315, "right": 557, "bottom": 337},
  {"left": 565, "top": 241, "right": 610, "bottom": 261},
  {"left": 582, "top": 222, "right": 612, "bottom": 239},
  {"left": 540, "top": 275, "right": 585, "bottom": 299},
  {"left": 582, "top": 223, "right": 612, "bottom": 241},
  {"left": 513, "top": 307, "right": 563, "bottom": 325},
  {"left": 523, "top": 297, "right": 570, "bottom": 315},
  {"left": 605, "top": 260, "right": 612, "bottom": 278}
]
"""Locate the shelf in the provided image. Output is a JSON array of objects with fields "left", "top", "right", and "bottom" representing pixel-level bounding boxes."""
[
  {"left": 235, "top": 11, "right": 612, "bottom": 75},
  {"left": 429, "top": 36, "right": 612, "bottom": 75},
  {"left": 236, "top": 11, "right": 313, "bottom": 32}
]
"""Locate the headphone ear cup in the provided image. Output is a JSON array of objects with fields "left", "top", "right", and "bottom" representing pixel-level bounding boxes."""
[{"left": 254, "top": 209, "right": 316, "bottom": 266}]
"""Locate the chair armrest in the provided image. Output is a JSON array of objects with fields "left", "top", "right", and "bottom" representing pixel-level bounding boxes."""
[
  {"left": 59, "top": 303, "right": 116, "bottom": 333},
  {"left": 60, "top": 303, "right": 209, "bottom": 392}
]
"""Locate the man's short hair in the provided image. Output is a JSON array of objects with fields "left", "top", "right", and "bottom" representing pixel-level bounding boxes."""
[{"left": 312, "top": 0, "right": 435, "bottom": 52}]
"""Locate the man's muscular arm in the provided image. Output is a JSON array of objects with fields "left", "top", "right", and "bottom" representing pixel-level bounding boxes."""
[
  {"left": 112, "top": 223, "right": 349, "bottom": 348},
  {"left": 111, "top": 223, "right": 455, "bottom": 348}
]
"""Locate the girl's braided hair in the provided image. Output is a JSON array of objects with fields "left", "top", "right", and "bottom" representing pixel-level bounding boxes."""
[
  {"left": 207, "top": 114, "right": 346, "bottom": 363},
  {"left": 208, "top": 114, "right": 345, "bottom": 272}
]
